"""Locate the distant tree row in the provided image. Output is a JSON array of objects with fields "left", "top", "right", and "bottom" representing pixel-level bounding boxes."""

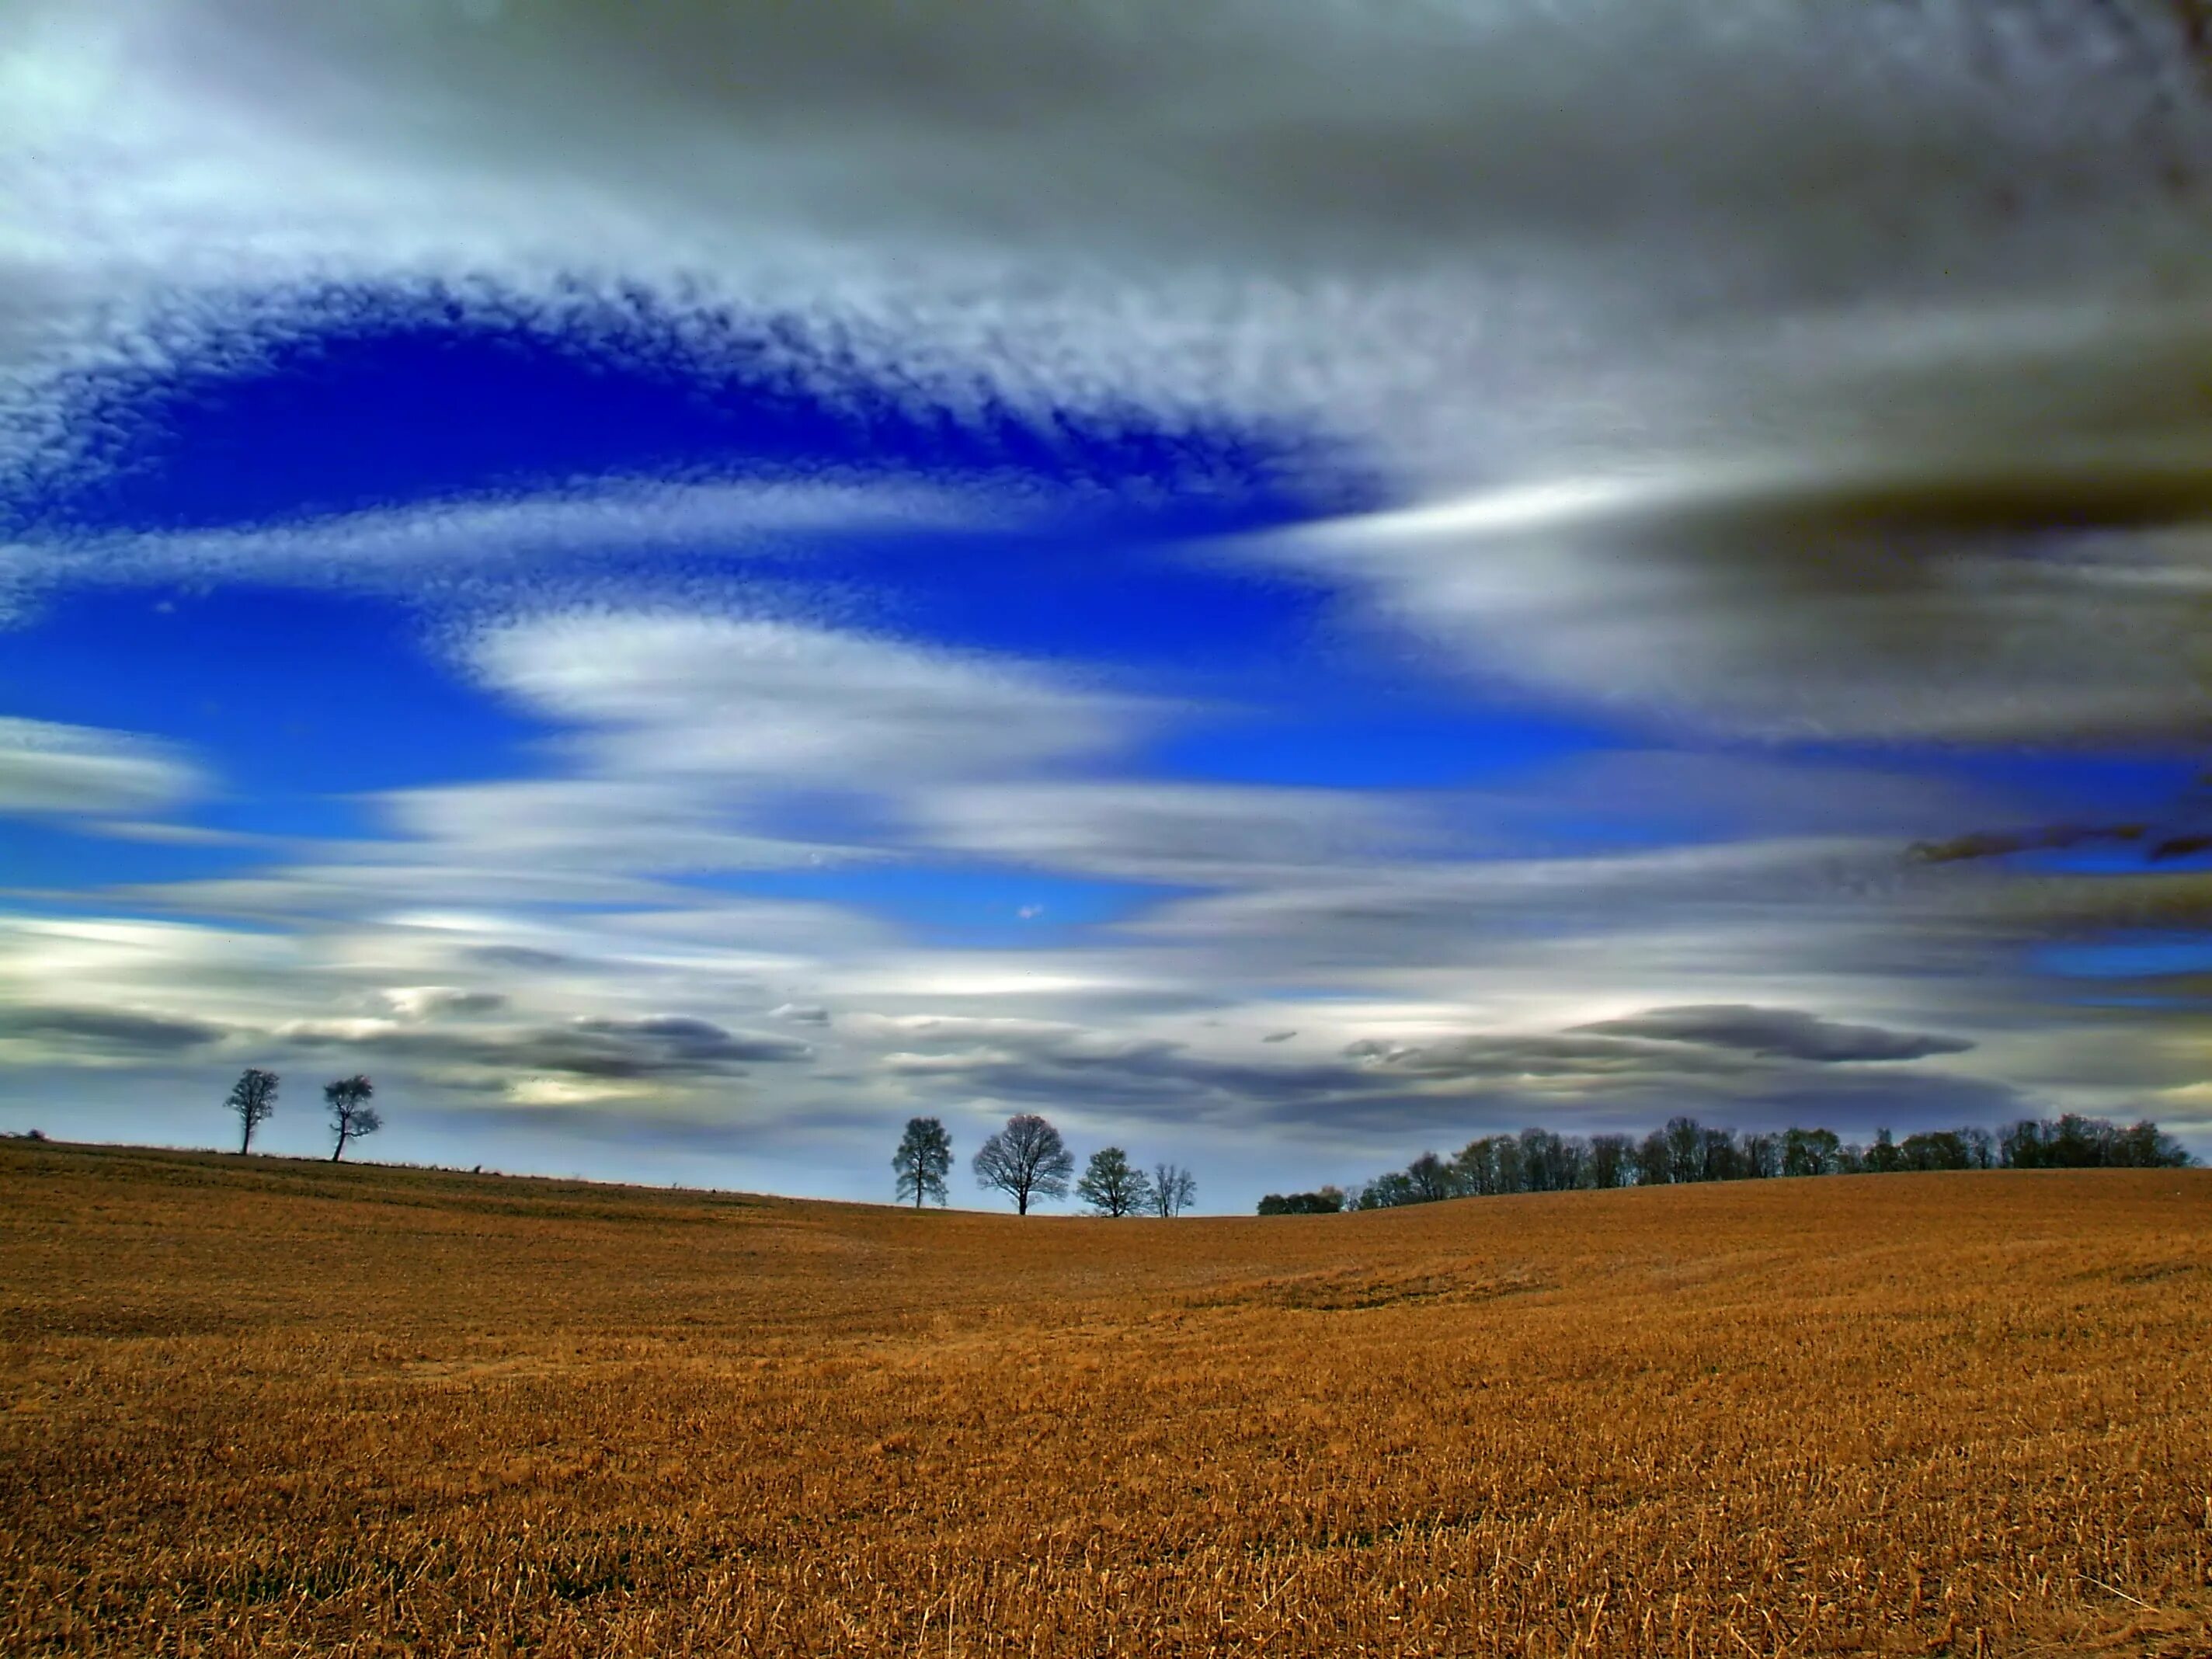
[
  {"left": 893, "top": 1114, "right": 1196, "bottom": 1216},
  {"left": 1303, "top": 1112, "right": 2190, "bottom": 1212},
  {"left": 1257, "top": 1188, "right": 1347, "bottom": 1215},
  {"left": 224, "top": 1068, "right": 381, "bottom": 1162}
]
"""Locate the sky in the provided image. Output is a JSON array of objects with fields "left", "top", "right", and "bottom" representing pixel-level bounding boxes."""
[{"left": 5, "top": 0, "right": 2212, "bottom": 1208}]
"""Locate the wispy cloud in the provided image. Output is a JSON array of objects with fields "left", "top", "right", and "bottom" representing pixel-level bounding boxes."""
[
  {"left": 0, "top": 717, "right": 201, "bottom": 816},
  {"left": 471, "top": 611, "right": 1144, "bottom": 783},
  {"left": 1573, "top": 1004, "right": 1974, "bottom": 1064},
  {"left": 0, "top": 1001, "right": 226, "bottom": 1056}
]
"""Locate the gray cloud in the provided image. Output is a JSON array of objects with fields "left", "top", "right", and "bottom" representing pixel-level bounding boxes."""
[
  {"left": 1575, "top": 1004, "right": 1974, "bottom": 1063},
  {"left": 1129, "top": 839, "right": 1906, "bottom": 974},
  {"left": 279, "top": 1014, "right": 812, "bottom": 1082},
  {"left": 1268, "top": 452, "right": 2212, "bottom": 745},
  {"left": 569, "top": 1015, "right": 813, "bottom": 1066},
  {"left": 866, "top": 1012, "right": 2013, "bottom": 1142},
  {"left": 912, "top": 781, "right": 1436, "bottom": 883},
  {"left": 1341, "top": 1031, "right": 1754, "bottom": 1082},
  {"left": 471, "top": 947, "right": 576, "bottom": 972},
  {"left": 383, "top": 987, "right": 509, "bottom": 1020},
  {"left": 0, "top": 1003, "right": 225, "bottom": 1053}
]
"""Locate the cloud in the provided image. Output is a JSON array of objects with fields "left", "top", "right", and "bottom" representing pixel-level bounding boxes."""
[
  {"left": 1128, "top": 838, "right": 1904, "bottom": 974},
  {"left": 1574, "top": 1004, "right": 1974, "bottom": 1063},
  {"left": 381, "top": 986, "right": 508, "bottom": 1020},
  {"left": 6, "top": 478, "right": 997, "bottom": 612},
  {"left": 375, "top": 777, "right": 880, "bottom": 878},
  {"left": 912, "top": 780, "right": 1435, "bottom": 882},
  {"left": 0, "top": 717, "right": 201, "bottom": 817},
  {"left": 0, "top": 1002, "right": 225, "bottom": 1054},
  {"left": 569, "top": 1014, "right": 812, "bottom": 1065},
  {"left": 278, "top": 1012, "right": 812, "bottom": 1083},
  {"left": 9, "top": 0, "right": 2207, "bottom": 501},
  {"left": 846, "top": 1007, "right": 2016, "bottom": 1143},
  {"left": 1339, "top": 1031, "right": 1749, "bottom": 1081},
  {"left": 770, "top": 1002, "right": 831, "bottom": 1024},
  {"left": 1260, "top": 453, "right": 2212, "bottom": 743},
  {"left": 471, "top": 612, "right": 1142, "bottom": 783}
]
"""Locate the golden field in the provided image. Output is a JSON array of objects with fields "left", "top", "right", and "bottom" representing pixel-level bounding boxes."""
[{"left": 2, "top": 1141, "right": 2209, "bottom": 1657}]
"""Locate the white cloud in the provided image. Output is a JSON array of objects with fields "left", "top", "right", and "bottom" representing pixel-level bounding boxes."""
[
  {"left": 7, "top": 478, "right": 1001, "bottom": 609},
  {"left": 0, "top": 717, "right": 202, "bottom": 817},
  {"left": 470, "top": 610, "right": 1144, "bottom": 781}
]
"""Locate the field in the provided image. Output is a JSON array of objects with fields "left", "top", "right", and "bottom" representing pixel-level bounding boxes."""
[{"left": 3, "top": 1143, "right": 2210, "bottom": 1657}]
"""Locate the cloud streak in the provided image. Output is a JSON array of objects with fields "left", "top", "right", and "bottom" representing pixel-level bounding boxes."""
[
  {"left": 0, "top": 1002, "right": 225, "bottom": 1055},
  {"left": 1574, "top": 1004, "right": 1974, "bottom": 1064},
  {"left": 0, "top": 718, "right": 201, "bottom": 817}
]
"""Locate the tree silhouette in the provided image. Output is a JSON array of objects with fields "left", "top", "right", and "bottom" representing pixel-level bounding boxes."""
[
  {"left": 892, "top": 1116, "right": 954, "bottom": 1209},
  {"left": 972, "top": 1114, "right": 1073, "bottom": 1215},
  {"left": 324, "top": 1075, "right": 380, "bottom": 1163},
  {"left": 1406, "top": 1149, "right": 1459, "bottom": 1202},
  {"left": 1151, "top": 1161, "right": 1198, "bottom": 1217},
  {"left": 1257, "top": 1186, "right": 1339, "bottom": 1215},
  {"left": 1076, "top": 1146, "right": 1150, "bottom": 1216},
  {"left": 227, "top": 1068, "right": 278, "bottom": 1154}
]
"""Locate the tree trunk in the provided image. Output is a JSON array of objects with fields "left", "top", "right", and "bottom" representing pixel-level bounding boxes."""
[{"left": 331, "top": 1130, "right": 346, "bottom": 1163}]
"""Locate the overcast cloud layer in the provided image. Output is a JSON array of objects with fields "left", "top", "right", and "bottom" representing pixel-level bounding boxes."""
[{"left": 3, "top": 1, "right": 2210, "bottom": 1202}]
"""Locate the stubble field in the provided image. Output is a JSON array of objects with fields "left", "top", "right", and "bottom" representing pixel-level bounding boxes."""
[{"left": 2, "top": 1141, "right": 2209, "bottom": 1657}]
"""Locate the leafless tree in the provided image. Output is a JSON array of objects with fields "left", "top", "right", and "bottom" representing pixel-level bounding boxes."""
[
  {"left": 972, "top": 1114, "right": 1073, "bottom": 1215},
  {"left": 1150, "top": 1161, "right": 1197, "bottom": 1218}
]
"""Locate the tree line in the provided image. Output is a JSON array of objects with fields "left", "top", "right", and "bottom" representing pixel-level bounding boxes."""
[
  {"left": 893, "top": 1113, "right": 1197, "bottom": 1217},
  {"left": 223, "top": 1068, "right": 382, "bottom": 1161},
  {"left": 1311, "top": 1111, "right": 2193, "bottom": 1212}
]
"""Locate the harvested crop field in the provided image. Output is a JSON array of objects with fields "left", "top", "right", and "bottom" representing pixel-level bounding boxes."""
[{"left": 3, "top": 1141, "right": 2209, "bottom": 1657}]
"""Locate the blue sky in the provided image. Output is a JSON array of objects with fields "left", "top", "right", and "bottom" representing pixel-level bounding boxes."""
[{"left": 5, "top": 0, "right": 2212, "bottom": 1204}]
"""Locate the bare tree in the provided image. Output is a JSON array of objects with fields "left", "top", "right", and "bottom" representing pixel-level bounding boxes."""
[
  {"left": 1076, "top": 1146, "right": 1151, "bottom": 1216},
  {"left": 227, "top": 1068, "right": 278, "bottom": 1154},
  {"left": 1150, "top": 1162, "right": 1198, "bottom": 1217},
  {"left": 324, "top": 1075, "right": 380, "bottom": 1162},
  {"left": 972, "top": 1114, "right": 1073, "bottom": 1215},
  {"left": 892, "top": 1115, "right": 953, "bottom": 1208}
]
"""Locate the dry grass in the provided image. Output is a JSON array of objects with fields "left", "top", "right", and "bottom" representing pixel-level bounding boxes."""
[{"left": 3, "top": 1141, "right": 2209, "bottom": 1657}]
